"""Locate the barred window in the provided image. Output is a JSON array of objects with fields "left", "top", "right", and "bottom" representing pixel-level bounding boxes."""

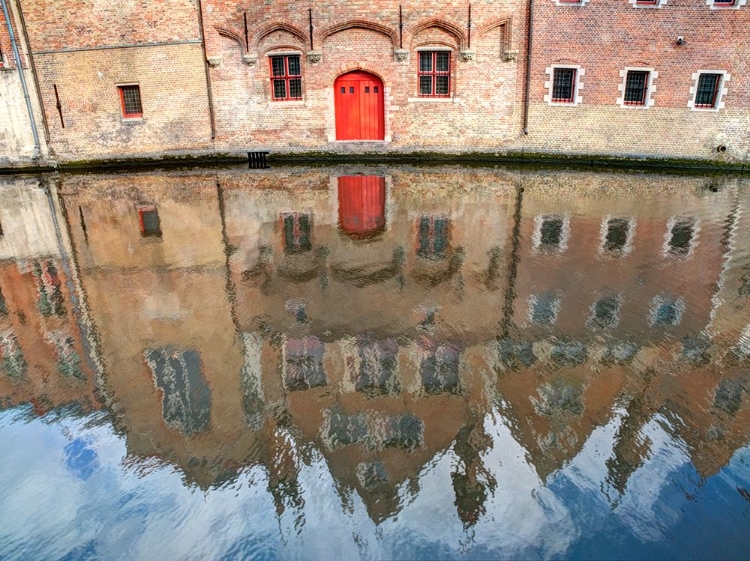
[
  {"left": 624, "top": 71, "right": 649, "bottom": 105},
  {"left": 118, "top": 85, "right": 142, "bottom": 117},
  {"left": 418, "top": 51, "right": 451, "bottom": 97},
  {"left": 552, "top": 68, "right": 576, "bottom": 102},
  {"left": 694, "top": 73, "right": 722, "bottom": 108},
  {"left": 270, "top": 55, "right": 302, "bottom": 101}
]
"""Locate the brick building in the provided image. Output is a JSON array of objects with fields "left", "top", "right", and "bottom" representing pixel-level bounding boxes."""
[{"left": 2, "top": 0, "right": 749, "bottom": 165}]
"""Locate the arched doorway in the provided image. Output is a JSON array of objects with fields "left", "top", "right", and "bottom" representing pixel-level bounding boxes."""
[{"left": 334, "top": 71, "right": 385, "bottom": 141}]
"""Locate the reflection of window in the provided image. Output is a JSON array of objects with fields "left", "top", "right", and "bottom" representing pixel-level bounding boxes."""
[
  {"left": 270, "top": 54, "right": 302, "bottom": 101},
  {"left": 46, "top": 331, "right": 84, "bottom": 379},
  {"left": 420, "top": 342, "right": 461, "bottom": 394},
  {"left": 144, "top": 347, "right": 212, "bottom": 435},
  {"left": 534, "top": 215, "right": 568, "bottom": 253},
  {"left": 0, "top": 331, "right": 27, "bottom": 378},
  {"left": 418, "top": 51, "right": 451, "bottom": 97},
  {"left": 0, "top": 288, "right": 7, "bottom": 316},
  {"left": 590, "top": 296, "right": 620, "bottom": 328},
  {"left": 650, "top": 295, "right": 684, "bottom": 326},
  {"left": 353, "top": 337, "right": 399, "bottom": 395},
  {"left": 529, "top": 292, "right": 560, "bottom": 325},
  {"left": 33, "top": 260, "right": 65, "bottom": 316},
  {"left": 601, "top": 217, "right": 634, "bottom": 256},
  {"left": 284, "top": 336, "right": 326, "bottom": 390},
  {"left": 138, "top": 205, "right": 162, "bottom": 237},
  {"left": 282, "top": 212, "right": 312, "bottom": 253},
  {"left": 417, "top": 216, "right": 449, "bottom": 259},
  {"left": 666, "top": 218, "right": 696, "bottom": 257}
]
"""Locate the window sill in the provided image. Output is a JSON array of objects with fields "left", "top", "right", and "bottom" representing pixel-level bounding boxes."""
[
  {"left": 407, "top": 97, "right": 461, "bottom": 103},
  {"left": 121, "top": 117, "right": 143, "bottom": 123},
  {"left": 267, "top": 100, "right": 305, "bottom": 108}
]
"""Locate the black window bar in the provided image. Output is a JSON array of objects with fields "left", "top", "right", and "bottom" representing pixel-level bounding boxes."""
[
  {"left": 624, "top": 71, "right": 649, "bottom": 106},
  {"left": 552, "top": 68, "right": 576, "bottom": 103},
  {"left": 695, "top": 73, "right": 721, "bottom": 108}
]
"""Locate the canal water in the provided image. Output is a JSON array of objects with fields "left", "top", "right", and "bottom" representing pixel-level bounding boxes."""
[{"left": 0, "top": 165, "right": 749, "bottom": 560}]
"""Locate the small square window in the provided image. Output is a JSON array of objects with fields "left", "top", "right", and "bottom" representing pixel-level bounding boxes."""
[
  {"left": 713, "top": 0, "right": 736, "bottom": 5},
  {"left": 138, "top": 205, "right": 161, "bottom": 237},
  {"left": 624, "top": 71, "right": 649, "bottom": 105},
  {"left": 418, "top": 51, "right": 451, "bottom": 98},
  {"left": 118, "top": 85, "right": 142, "bottom": 118},
  {"left": 270, "top": 54, "right": 302, "bottom": 101}
]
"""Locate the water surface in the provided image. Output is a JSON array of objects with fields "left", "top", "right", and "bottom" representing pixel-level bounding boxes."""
[{"left": 1, "top": 166, "right": 749, "bottom": 560}]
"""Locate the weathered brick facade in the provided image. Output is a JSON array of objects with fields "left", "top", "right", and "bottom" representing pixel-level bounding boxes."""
[
  {"left": 524, "top": 0, "right": 750, "bottom": 162},
  {"left": 15, "top": 0, "right": 212, "bottom": 161},
  {"left": 1, "top": 0, "right": 749, "bottom": 164}
]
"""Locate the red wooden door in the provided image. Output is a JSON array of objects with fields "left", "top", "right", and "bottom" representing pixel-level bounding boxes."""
[
  {"left": 337, "top": 176, "right": 386, "bottom": 238},
  {"left": 334, "top": 71, "right": 384, "bottom": 140}
]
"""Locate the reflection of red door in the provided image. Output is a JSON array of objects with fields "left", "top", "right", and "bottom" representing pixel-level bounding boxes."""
[
  {"left": 334, "top": 71, "right": 384, "bottom": 140},
  {"left": 338, "top": 176, "right": 386, "bottom": 238}
]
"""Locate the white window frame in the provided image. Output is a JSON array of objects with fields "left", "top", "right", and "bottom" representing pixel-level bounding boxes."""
[
  {"left": 688, "top": 70, "right": 730, "bottom": 112},
  {"left": 527, "top": 292, "right": 561, "bottom": 326},
  {"left": 706, "top": 0, "right": 746, "bottom": 9},
  {"left": 532, "top": 214, "right": 570, "bottom": 254},
  {"left": 663, "top": 216, "right": 700, "bottom": 260},
  {"left": 551, "top": 0, "right": 591, "bottom": 6},
  {"left": 628, "top": 0, "right": 667, "bottom": 7},
  {"left": 617, "top": 67, "right": 657, "bottom": 109},
  {"left": 598, "top": 216, "right": 636, "bottom": 257},
  {"left": 649, "top": 295, "right": 685, "bottom": 327},
  {"left": 587, "top": 294, "right": 623, "bottom": 330},
  {"left": 544, "top": 65, "right": 584, "bottom": 106}
]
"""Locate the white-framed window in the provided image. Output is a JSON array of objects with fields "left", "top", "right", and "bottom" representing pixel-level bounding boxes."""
[
  {"left": 706, "top": 0, "right": 746, "bottom": 9},
  {"left": 649, "top": 295, "right": 685, "bottom": 327},
  {"left": 599, "top": 216, "right": 635, "bottom": 257},
  {"left": 532, "top": 214, "right": 570, "bottom": 254},
  {"left": 688, "top": 71, "right": 730, "bottom": 111},
  {"left": 617, "top": 68, "right": 657, "bottom": 109},
  {"left": 544, "top": 65, "right": 584, "bottom": 106},
  {"left": 587, "top": 295, "right": 622, "bottom": 329},
  {"left": 528, "top": 291, "right": 561, "bottom": 326},
  {"left": 629, "top": 0, "right": 667, "bottom": 7},
  {"left": 663, "top": 216, "right": 699, "bottom": 259},
  {"left": 552, "top": 0, "right": 591, "bottom": 6}
]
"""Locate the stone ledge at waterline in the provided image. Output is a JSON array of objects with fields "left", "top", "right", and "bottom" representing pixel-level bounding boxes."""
[{"left": 1, "top": 149, "right": 748, "bottom": 175}]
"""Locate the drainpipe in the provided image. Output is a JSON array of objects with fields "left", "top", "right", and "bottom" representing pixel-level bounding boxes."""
[
  {"left": 196, "top": 0, "right": 216, "bottom": 140},
  {"left": 1, "top": 0, "right": 40, "bottom": 158},
  {"left": 14, "top": 0, "right": 49, "bottom": 142},
  {"left": 523, "top": 0, "right": 535, "bottom": 135}
]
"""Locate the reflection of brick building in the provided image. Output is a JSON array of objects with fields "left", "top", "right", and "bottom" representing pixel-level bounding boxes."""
[
  {"left": 48, "top": 167, "right": 750, "bottom": 524},
  {"left": 0, "top": 177, "right": 97, "bottom": 415}
]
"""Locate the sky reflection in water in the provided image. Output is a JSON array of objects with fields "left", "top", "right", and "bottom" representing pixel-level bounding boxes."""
[{"left": 0, "top": 167, "right": 749, "bottom": 560}]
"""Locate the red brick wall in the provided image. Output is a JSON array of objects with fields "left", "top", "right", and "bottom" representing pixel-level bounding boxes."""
[
  {"left": 205, "top": 0, "right": 526, "bottom": 151},
  {"left": 523, "top": 0, "right": 750, "bottom": 161}
]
